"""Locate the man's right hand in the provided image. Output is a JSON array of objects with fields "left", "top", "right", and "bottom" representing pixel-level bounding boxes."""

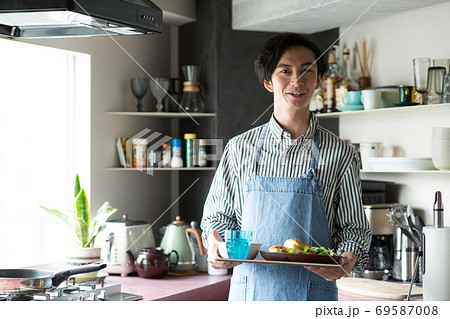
[{"left": 207, "top": 229, "right": 242, "bottom": 269}]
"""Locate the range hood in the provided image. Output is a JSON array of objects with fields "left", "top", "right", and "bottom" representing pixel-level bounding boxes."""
[{"left": 0, "top": 0, "right": 163, "bottom": 39}]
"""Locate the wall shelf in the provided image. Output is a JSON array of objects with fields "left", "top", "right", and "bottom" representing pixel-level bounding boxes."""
[
  {"left": 316, "top": 103, "right": 450, "bottom": 119},
  {"left": 361, "top": 170, "right": 449, "bottom": 174},
  {"left": 106, "top": 111, "right": 216, "bottom": 118},
  {"left": 106, "top": 167, "right": 215, "bottom": 171}
]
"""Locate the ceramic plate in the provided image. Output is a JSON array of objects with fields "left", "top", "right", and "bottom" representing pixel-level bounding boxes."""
[
  {"left": 364, "top": 157, "right": 436, "bottom": 171},
  {"left": 260, "top": 251, "right": 341, "bottom": 265},
  {"left": 336, "top": 104, "right": 364, "bottom": 112},
  {"left": 392, "top": 102, "right": 419, "bottom": 107}
]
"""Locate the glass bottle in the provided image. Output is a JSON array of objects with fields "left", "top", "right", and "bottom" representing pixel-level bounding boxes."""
[
  {"left": 162, "top": 78, "right": 179, "bottom": 112},
  {"left": 179, "top": 65, "right": 205, "bottom": 113},
  {"left": 322, "top": 48, "right": 342, "bottom": 113},
  {"left": 335, "top": 48, "right": 359, "bottom": 107}
]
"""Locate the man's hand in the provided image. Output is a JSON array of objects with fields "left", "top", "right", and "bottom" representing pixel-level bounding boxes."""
[
  {"left": 207, "top": 230, "right": 242, "bottom": 269},
  {"left": 304, "top": 251, "right": 357, "bottom": 281}
]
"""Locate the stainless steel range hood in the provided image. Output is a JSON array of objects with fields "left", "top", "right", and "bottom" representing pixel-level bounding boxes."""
[{"left": 0, "top": 0, "right": 163, "bottom": 39}]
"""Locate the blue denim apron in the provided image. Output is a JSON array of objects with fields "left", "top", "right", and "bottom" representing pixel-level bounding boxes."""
[{"left": 228, "top": 123, "right": 338, "bottom": 301}]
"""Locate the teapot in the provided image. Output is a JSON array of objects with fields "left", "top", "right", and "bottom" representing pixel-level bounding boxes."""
[
  {"left": 160, "top": 216, "right": 205, "bottom": 272},
  {"left": 126, "top": 248, "right": 178, "bottom": 279}
]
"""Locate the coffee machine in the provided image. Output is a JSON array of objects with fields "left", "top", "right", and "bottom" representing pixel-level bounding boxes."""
[{"left": 352, "top": 204, "right": 396, "bottom": 280}]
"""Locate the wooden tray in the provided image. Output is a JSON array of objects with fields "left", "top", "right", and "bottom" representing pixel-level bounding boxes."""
[{"left": 215, "top": 256, "right": 341, "bottom": 268}]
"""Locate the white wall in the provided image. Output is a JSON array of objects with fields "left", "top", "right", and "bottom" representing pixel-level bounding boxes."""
[{"left": 338, "top": 2, "right": 450, "bottom": 226}]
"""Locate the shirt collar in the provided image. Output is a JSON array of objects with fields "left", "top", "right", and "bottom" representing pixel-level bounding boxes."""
[{"left": 268, "top": 112, "right": 318, "bottom": 143}]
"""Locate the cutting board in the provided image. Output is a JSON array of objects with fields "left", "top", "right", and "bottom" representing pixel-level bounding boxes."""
[{"left": 337, "top": 277, "right": 422, "bottom": 300}]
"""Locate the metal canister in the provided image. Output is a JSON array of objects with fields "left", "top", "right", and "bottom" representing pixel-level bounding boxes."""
[
  {"left": 132, "top": 138, "right": 147, "bottom": 168},
  {"left": 184, "top": 133, "right": 197, "bottom": 167}
]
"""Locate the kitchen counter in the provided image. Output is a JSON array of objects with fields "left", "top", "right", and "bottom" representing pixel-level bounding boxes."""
[{"left": 106, "top": 272, "right": 231, "bottom": 301}]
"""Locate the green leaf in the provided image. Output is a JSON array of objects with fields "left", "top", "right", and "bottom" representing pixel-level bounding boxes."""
[
  {"left": 75, "top": 189, "right": 90, "bottom": 226},
  {"left": 74, "top": 174, "right": 81, "bottom": 198},
  {"left": 75, "top": 217, "right": 89, "bottom": 247},
  {"left": 88, "top": 202, "right": 117, "bottom": 245},
  {"left": 39, "top": 205, "right": 73, "bottom": 229}
]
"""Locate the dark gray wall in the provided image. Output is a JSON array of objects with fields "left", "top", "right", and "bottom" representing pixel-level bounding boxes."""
[{"left": 176, "top": 0, "right": 340, "bottom": 225}]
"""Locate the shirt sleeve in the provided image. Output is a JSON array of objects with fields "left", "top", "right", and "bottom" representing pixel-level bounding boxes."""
[
  {"left": 334, "top": 149, "right": 372, "bottom": 271},
  {"left": 201, "top": 141, "right": 240, "bottom": 248}
]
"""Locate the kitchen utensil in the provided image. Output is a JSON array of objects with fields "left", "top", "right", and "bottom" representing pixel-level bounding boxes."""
[
  {"left": 150, "top": 77, "right": 170, "bottom": 112},
  {"left": 415, "top": 216, "right": 425, "bottom": 234},
  {"left": 337, "top": 277, "right": 422, "bottom": 300},
  {"left": 426, "top": 66, "right": 446, "bottom": 104},
  {"left": 397, "top": 85, "right": 414, "bottom": 104},
  {"left": 387, "top": 204, "right": 420, "bottom": 247},
  {"left": 260, "top": 251, "right": 341, "bottom": 264},
  {"left": 359, "top": 142, "right": 383, "bottom": 170},
  {"left": 364, "top": 157, "right": 435, "bottom": 171},
  {"left": 0, "top": 263, "right": 106, "bottom": 295},
  {"left": 218, "top": 242, "right": 261, "bottom": 259},
  {"left": 433, "top": 58, "right": 450, "bottom": 73},
  {"left": 392, "top": 227, "right": 419, "bottom": 282},
  {"left": 361, "top": 89, "right": 381, "bottom": 110},
  {"left": 225, "top": 230, "right": 252, "bottom": 259},
  {"left": 159, "top": 216, "right": 205, "bottom": 273},
  {"left": 442, "top": 74, "right": 450, "bottom": 103},
  {"left": 179, "top": 65, "right": 205, "bottom": 113},
  {"left": 127, "top": 248, "right": 178, "bottom": 279},
  {"left": 95, "top": 214, "right": 156, "bottom": 277},
  {"left": 413, "top": 58, "right": 431, "bottom": 104},
  {"left": 131, "top": 78, "right": 149, "bottom": 112}
]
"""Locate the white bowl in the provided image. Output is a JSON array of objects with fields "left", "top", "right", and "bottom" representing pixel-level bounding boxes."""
[
  {"left": 217, "top": 242, "right": 261, "bottom": 259},
  {"left": 432, "top": 127, "right": 450, "bottom": 135},
  {"left": 432, "top": 152, "right": 450, "bottom": 170},
  {"left": 432, "top": 139, "right": 450, "bottom": 146},
  {"left": 432, "top": 145, "right": 450, "bottom": 151}
]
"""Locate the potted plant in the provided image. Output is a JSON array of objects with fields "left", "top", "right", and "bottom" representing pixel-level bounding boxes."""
[{"left": 40, "top": 174, "right": 117, "bottom": 269}]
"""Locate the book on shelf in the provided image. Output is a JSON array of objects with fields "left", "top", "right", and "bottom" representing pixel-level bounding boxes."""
[{"left": 116, "top": 137, "right": 128, "bottom": 168}]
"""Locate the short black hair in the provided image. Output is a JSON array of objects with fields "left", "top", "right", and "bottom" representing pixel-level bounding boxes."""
[{"left": 255, "top": 33, "right": 326, "bottom": 84}]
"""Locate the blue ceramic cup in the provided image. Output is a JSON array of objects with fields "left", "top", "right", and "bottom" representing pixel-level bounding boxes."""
[
  {"left": 225, "top": 230, "right": 252, "bottom": 259},
  {"left": 342, "top": 91, "right": 362, "bottom": 105}
]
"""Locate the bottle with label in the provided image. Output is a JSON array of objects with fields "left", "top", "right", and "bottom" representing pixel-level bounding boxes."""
[
  {"left": 184, "top": 133, "right": 197, "bottom": 167},
  {"left": 162, "top": 143, "right": 171, "bottom": 167},
  {"left": 198, "top": 139, "right": 207, "bottom": 167},
  {"left": 132, "top": 138, "right": 147, "bottom": 168},
  {"left": 335, "top": 48, "right": 359, "bottom": 107},
  {"left": 322, "top": 48, "right": 342, "bottom": 113},
  {"left": 171, "top": 138, "right": 183, "bottom": 168},
  {"left": 311, "top": 86, "right": 324, "bottom": 113}
]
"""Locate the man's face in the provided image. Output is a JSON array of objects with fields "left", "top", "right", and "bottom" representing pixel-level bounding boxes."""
[{"left": 264, "top": 45, "right": 321, "bottom": 112}]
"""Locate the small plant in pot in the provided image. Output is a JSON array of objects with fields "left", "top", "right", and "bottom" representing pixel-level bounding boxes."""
[{"left": 40, "top": 174, "right": 117, "bottom": 277}]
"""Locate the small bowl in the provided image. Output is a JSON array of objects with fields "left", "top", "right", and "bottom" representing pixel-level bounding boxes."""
[{"left": 217, "top": 242, "right": 261, "bottom": 259}]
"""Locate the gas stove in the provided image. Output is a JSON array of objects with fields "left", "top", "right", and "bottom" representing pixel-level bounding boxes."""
[{"left": 0, "top": 277, "right": 142, "bottom": 301}]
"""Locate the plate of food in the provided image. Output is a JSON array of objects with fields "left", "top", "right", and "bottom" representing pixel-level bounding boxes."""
[{"left": 261, "top": 238, "right": 341, "bottom": 265}]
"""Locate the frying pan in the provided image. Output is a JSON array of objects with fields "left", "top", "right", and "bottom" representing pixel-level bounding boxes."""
[{"left": 0, "top": 263, "right": 106, "bottom": 295}]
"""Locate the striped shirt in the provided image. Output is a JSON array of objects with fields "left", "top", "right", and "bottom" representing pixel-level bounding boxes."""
[{"left": 201, "top": 112, "right": 371, "bottom": 271}]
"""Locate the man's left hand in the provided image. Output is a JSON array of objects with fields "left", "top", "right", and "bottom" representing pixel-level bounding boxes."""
[{"left": 304, "top": 251, "right": 357, "bottom": 281}]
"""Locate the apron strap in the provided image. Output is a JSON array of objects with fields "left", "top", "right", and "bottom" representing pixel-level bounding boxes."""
[
  {"left": 308, "top": 129, "right": 320, "bottom": 176},
  {"left": 252, "top": 123, "right": 269, "bottom": 175}
]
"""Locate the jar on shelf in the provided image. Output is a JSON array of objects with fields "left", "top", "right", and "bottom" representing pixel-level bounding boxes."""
[{"left": 184, "top": 133, "right": 197, "bottom": 167}]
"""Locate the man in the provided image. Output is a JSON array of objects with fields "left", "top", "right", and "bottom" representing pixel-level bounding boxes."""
[{"left": 201, "top": 33, "right": 371, "bottom": 301}]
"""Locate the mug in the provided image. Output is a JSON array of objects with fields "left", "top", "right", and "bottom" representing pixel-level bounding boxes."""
[
  {"left": 361, "top": 89, "right": 381, "bottom": 110},
  {"left": 342, "top": 91, "right": 362, "bottom": 105},
  {"left": 398, "top": 85, "right": 414, "bottom": 104},
  {"left": 359, "top": 142, "right": 383, "bottom": 169}
]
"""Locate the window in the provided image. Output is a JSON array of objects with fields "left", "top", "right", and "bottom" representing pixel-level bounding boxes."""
[{"left": 0, "top": 39, "right": 90, "bottom": 268}]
